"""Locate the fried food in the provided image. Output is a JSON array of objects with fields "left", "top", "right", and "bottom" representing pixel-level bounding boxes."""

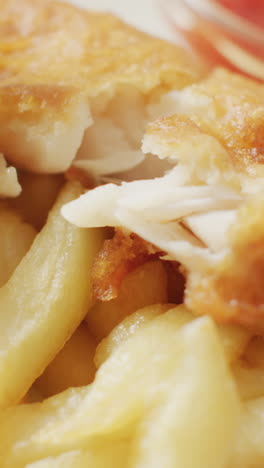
[
  {"left": 63, "top": 68, "right": 264, "bottom": 333},
  {"left": 186, "top": 195, "right": 264, "bottom": 332},
  {"left": 0, "top": 154, "right": 20, "bottom": 197},
  {"left": 0, "top": 310, "right": 239, "bottom": 468},
  {"left": 35, "top": 323, "right": 97, "bottom": 398},
  {"left": 230, "top": 397, "right": 264, "bottom": 468},
  {"left": 87, "top": 260, "right": 168, "bottom": 341},
  {"left": 0, "top": 205, "right": 36, "bottom": 286},
  {"left": 94, "top": 304, "right": 172, "bottom": 367},
  {"left": 0, "top": 0, "right": 201, "bottom": 177},
  {"left": 25, "top": 441, "right": 130, "bottom": 468},
  {"left": 147, "top": 68, "right": 264, "bottom": 176},
  {"left": 91, "top": 229, "right": 160, "bottom": 301},
  {"left": 9, "top": 172, "right": 63, "bottom": 230},
  {"left": 1, "top": 0, "right": 264, "bottom": 466},
  {"left": 0, "top": 182, "right": 105, "bottom": 407}
]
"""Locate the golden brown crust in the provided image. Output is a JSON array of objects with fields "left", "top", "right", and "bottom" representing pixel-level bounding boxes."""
[
  {"left": 92, "top": 229, "right": 161, "bottom": 301},
  {"left": 145, "top": 113, "right": 228, "bottom": 163},
  {"left": 189, "top": 69, "right": 264, "bottom": 170},
  {"left": 147, "top": 114, "right": 204, "bottom": 143},
  {"left": 0, "top": 0, "right": 201, "bottom": 117},
  {"left": 144, "top": 69, "right": 264, "bottom": 333},
  {"left": 0, "top": 85, "right": 79, "bottom": 123},
  {"left": 144, "top": 113, "right": 240, "bottom": 188},
  {"left": 145, "top": 68, "right": 264, "bottom": 176},
  {"left": 0, "top": 0, "right": 202, "bottom": 173},
  {"left": 186, "top": 196, "right": 264, "bottom": 334}
]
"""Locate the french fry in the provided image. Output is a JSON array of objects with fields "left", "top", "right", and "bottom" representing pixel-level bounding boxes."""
[
  {"left": 10, "top": 172, "right": 64, "bottom": 230},
  {"left": 130, "top": 318, "right": 240, "bottom": 468},
  {"left": 95, "top": 303, "right": 250, "bottom": 368},
  {"left": 36, "top": 323, "right": 96, "bottom": 398},
  {"left": 0, "top": 207, "right": 36, "bottom": 287},
  {"left": 216, "top": 324, "right": 251, "bottom": 363},
  {"left": 86, "top": 260, "right": 168, "bottom": 341},
  {"left": 231, "top": 336, "right": 264, "bottom": 400},
  {"left": 25, "top": 441, "right": 130, "bottom": 468},
  {"left": 233, "top": 362, "right": 264, "bottom": 400},
  {"left": 94, "top": 304, "right": 189, "bottom": 368},
  {"left": 229, "top": 397, "right": 264, "bottom": 468},
  {"left": 0, "top": 182, "right": 106, "bottom": 407},
  {"left": 0, "top": 310, "right": 239, "bottom": 468}
]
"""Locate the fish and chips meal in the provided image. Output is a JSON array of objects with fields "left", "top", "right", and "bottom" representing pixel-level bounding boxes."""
[{"left": 0, "top": 0, "right": 263, "bottom": 466}]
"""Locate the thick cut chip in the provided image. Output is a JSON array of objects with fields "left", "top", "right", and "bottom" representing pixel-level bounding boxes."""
[
  {"left": 94, "top": 304, "right": 173, "bottom": 367},
  {"left": 229, "top": 397, "right": 264, "bottom": 468},
  {"left": 130, "top": 318, "right": 240, "bottom": 468},
  {"left": 36, "top": 323, "right": 96, "bottom": 398},
  {"left": 25, "top": 441, "right": 130, "bottom": 468},
  {"left": 10, "top": 172, "right": 64, "bottom": 230},
  {"left": 86, "top": 260, "right": 168, "bottom": 340},
  {"left": 0, "top": 310, "right": 239, "bottom": 468},
  {"left": 0, "top": 182, "right": 105, "bottom": 407},
  {"left": 95, "top": 303, "right": 247, "bottom": 368},
  {"left": 232, "top": 336, "right": 264, "bottom": 400},
  {"left": 233, "top": 362, "right": 264, "bottom": 400},
  {"left": 216, "top": 324, "right": 250, "bottom": 363},
  {"left": 94, "top": 301, "right": 249, "bottom": 368},
  {"left": 0, "top": 206, "right": 36, "bottom": 287}
]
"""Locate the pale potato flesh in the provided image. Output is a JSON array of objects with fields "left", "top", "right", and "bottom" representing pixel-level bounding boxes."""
[
  {"left": 95, "top": 304, "right": 250, "bottom": 368},
  {"left": 130, "top": 318, "right": 240, "bottom": 468},
  {"left": 25, "top": 441, "right": 130, "bottom": 468},
  {"left": 36, "top": 323, "right": 97, "bottom": 398},
  {"left": 0, "top": 182, "right": 106, "bottom": 407},
  {"left": 9, "top": 172, "right": 64, "bottom": 230},
  {"left": 216, "top": 324, "right": 251, "bottom": 364},
  {"left": 0, "top": 207, "right": 36, "bottom": 287},
  {"left": 229, "top": 397, "right": 264, "bottom": 468},
  {"left": 233, "top": 363, "right": 264, "bottom": 401},
  {"left": 94, "top": 304, "right": 173, "bottom": 368},
  {"left": 0, "top": 309, "right": 240, "bottom": 468}
]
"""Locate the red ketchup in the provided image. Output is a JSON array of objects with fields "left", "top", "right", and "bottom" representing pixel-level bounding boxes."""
[
  {"left": 165, "top": 0, "right": 264, "bottom": 81},
  {"left": 217, "top": 0, "right": 264, "bottom": 30}
]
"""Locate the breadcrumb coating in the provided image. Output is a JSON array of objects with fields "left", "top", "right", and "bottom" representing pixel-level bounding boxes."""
[{"left": 92, "top": 229, "right": 160, "bottom": 301}]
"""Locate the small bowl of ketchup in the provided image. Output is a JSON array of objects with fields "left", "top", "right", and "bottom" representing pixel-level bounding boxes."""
[{"left": 163, "top": 0, "right": 264, "bottom": 81}]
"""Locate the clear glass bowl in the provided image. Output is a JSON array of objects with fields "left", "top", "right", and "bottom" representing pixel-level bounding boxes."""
[{"left": 162, "top": 0, "right": 264, "bottom": 81}]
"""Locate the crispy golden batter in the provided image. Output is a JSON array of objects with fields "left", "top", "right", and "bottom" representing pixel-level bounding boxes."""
[
  {"left": 142, "top": 69, "right": 264, "bottom": 332},
  {"left": 0, "top": 0, "right": 201, "bottom": 173},
  {"left": 144, "top": 114, "right": 236, "bottom": 186},
  {"left": 92, "top": 229, "right": 160, "bottom": 301},
  {"left": 145, "top": 68, "right": 264, "bottom": 180},
  {"left": 187, "top": 69, "right": 264, "bottom": 171},
  {"left": 186, "top": 196, "right": 264, "bottom": 334},
  {"left": 0, "top": 0, "right": 200, "bottom": 95}
]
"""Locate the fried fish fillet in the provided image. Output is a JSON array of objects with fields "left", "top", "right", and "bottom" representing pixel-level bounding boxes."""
[
  {"left": 187, "top": 195, "right": 264, "bottom": 333},
  {"left": 0, "top": 0, "right": 201, "bottom": 177},
  {"left": 63, "top": 68, "right": 264, "bottom": 333}
]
